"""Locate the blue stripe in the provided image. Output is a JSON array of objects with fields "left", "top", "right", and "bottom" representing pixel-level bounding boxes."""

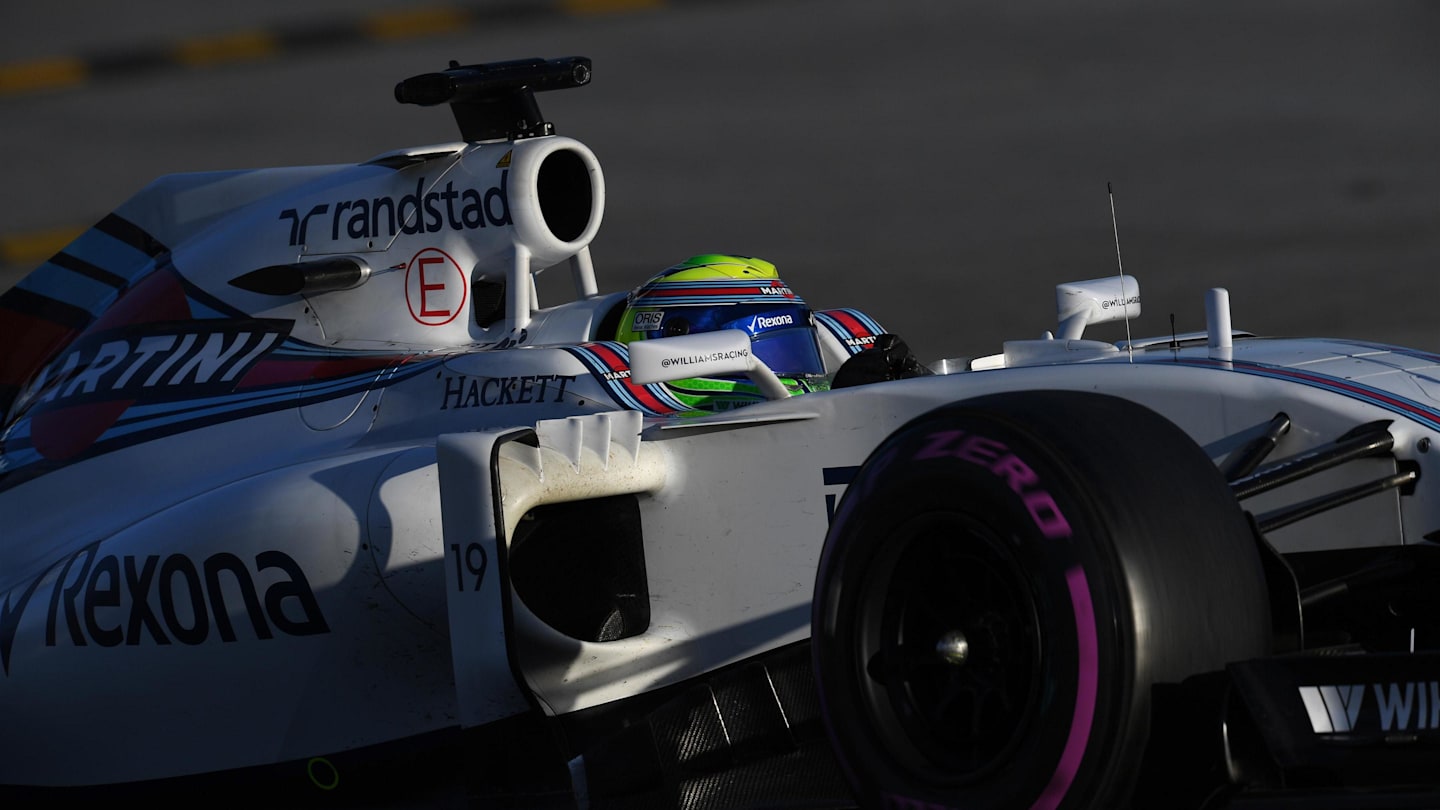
[
  {"left": 116, "top": 388, "right": 303, "bottom": 426},
  {"left": 0, "top": 446, "right": 40, "bottom": 470},
  {"left": 62, "top": 227, "right": 156, "bottom": 283},
  {"left": 49, "top": 252, "right": 126, "bottom": 289},
  {"left": 568, "top": 343, "right": 673, "bottom": 413},
  {"left": 814, "top": 313, "right": 848, "bottom": 351},
  {"left": 0, "top": 360, "right": 438, "bottom": 476},
  {"left": 9, "top": 222, "right": 161, "bottom": 317},
  {"left": 816, "top": 309, "right": 886, "bottom": 356},
  {"left": 585, "top": 340, "right": 689, "bottom": 412},
  {"left": 1332, "top": 340, "right": 1440, "bottom": 366},
  {"left": 649, "top": 280, "right": 780, "bottom": 289},
  {"left": 17, "top": 261, "right": 124, "bottom": 315},
  {"left": 1161, "top": 356, "right": 1440, "bottom": 432},
  {"left": 186, "top": 299, "right": 236, "bottom": 320},
  {"left": 268, "top": 340, "right": 403, "bottom": 359},
  {"left": 112, "top": 360, "right": 437, "bottom": 427},
  {"left": 840, "top": 308, "right": 885, "bottom": 334},
  {"left": 593, "top": 343, "right": 688, "bottom": 413},
  {"left": 631, "top": 294, "right": 806, "bottom": 307},
  {"left": 568, "top": 345, "right": 644, "bottom": 411},
  {"left": 645, "top": 377, "right": 688, "bottom": 412}
]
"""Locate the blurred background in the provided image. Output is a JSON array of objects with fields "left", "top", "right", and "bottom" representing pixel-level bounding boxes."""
[
  {"left": 2, "top": 0, "right": 1437, "bottom": 358},
  {"left": 0, "top": 3, "right": 1435, "bottom": 806}
]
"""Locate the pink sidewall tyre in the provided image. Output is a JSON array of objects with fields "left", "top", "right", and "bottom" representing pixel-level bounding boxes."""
[{"left": 812, "top": 390, "right": 1271, "bottom": 809}]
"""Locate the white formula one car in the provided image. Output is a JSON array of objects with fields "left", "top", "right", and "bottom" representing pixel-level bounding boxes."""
[{"left": 3, "top": 58, "right": 1440, "bottom": 809}]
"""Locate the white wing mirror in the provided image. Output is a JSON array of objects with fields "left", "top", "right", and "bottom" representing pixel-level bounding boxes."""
[
  {"left": 628, "top": 329, "right": 790, "bottom": 400},
  {"left": 1055, "top": 275, "right": 1140, "bottom": 340}
]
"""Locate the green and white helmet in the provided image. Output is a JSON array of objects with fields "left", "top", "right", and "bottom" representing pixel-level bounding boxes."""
[{"left": 616, "top": 255, "right": 829, "bottom": 412}]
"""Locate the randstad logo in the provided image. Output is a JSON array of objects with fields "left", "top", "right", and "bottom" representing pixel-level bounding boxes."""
[
  {"left": 280, "top": 173, "right": 512, "bottom": 246},
  {"left": 748, "top": 313, "right": 794, "bottom": 333}
]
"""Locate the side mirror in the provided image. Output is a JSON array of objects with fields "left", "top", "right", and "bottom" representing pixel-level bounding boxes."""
[
  {"left": 628, "top": 329, "right": 790, "bottom": 400},
  {"left": 1055, "top": 275, "right": 1140, "bottom": 340}
]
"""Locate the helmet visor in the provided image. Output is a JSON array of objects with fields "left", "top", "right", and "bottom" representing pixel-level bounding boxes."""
[
  {"left": 712, "top": 305, "right": 823, "bottom": 376},
  {"left": 635, "top": 303, "right": 825, "bottom": 377},
  {"left": 749, "top": 324, "right": 826, "bottom": 377}
]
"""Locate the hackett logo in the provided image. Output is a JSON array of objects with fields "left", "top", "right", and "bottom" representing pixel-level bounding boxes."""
[
  {"left": 0, "top": 542, "right": 329, "bottom": 676},
  {"left": 440, "top": 373, "right": 577, "bottom": 409}
]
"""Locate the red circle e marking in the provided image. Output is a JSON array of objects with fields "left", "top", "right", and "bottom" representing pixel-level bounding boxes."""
[{"left": 405, "top": 247, "right": 467, "bottom": 326}]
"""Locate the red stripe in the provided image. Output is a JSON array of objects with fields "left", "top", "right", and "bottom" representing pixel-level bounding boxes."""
[
  {"left": 0, "top": 310, "right": 76, "bottom": 387},
  {"left": 643, "top": 285, "right": 770, "bottom": 298},
  {"left": 1265, "top": 365, "right": 1439, "bottom": 422},
  {"left": 829, "top": 309, "right": 875, "bottom": 338},
  {"left": 585, "top": 342, "right": 630, "bottom": 372},
  {"left": 629, "top": 379, "right": 679, "bottom": 414},
  {"left": 585, "top": 343, "right": 675, "bottom": 414},
  {"left": 1185, "top": 357, "right": 1440, "bottom": 426},
  {"left": 30, "top": 400, "right": 132, "bottom": 460},
  {"left": 239, "top": 354, "right": 402, "bottom": 387}
]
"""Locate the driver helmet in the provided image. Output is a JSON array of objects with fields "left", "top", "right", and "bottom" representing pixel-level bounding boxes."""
[{"left": 615, "top": 254, "right": 829, "bottom": 412}]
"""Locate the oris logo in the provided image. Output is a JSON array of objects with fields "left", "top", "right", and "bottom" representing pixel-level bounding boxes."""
[
  {"left": 631, "top": 311, "right": 665, "bottom": 332},
  {"left": 748, "top": 313, "right": 794, "bottom": 333}
]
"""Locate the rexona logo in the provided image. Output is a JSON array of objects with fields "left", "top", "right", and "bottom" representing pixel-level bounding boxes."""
[
  {"left": 1299, "top": 683, "right": 1440, "bottom": 733},
  {"left": 747, "top": 313, "right": 794, "bottom": 334},
  {"left": 0, "top": 542, "right": 329, "bottom": 676},
  {"left": 280, "top": 174, "right": 512, "bottom": 246},
  {"left": 15, "top": 320, "right": 290, "bottom": 410}
]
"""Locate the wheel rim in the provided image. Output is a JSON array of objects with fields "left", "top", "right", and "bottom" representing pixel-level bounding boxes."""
[{"left": 855, "top": 511, "right": 1043, "bottom": 783}]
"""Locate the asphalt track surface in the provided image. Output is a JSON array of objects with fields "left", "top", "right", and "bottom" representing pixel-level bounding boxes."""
[
  {"left": 0, "top": 1, "right": 1437, "bottom": 806},
  {"left": 3, "top": 0, "right": 1438, "bottom": 359}
]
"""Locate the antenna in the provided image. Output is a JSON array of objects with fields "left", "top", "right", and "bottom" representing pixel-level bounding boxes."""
[{"left": 1107, "top": 182, "right": 1134, "bottom": 362}]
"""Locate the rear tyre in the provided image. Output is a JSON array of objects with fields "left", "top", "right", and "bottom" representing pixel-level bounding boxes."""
[{"left": 812, "top": 391, "right": 1271, "bottom": 809}]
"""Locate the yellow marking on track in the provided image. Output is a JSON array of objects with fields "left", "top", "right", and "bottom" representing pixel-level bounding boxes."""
[
  {"left": 0, "top": 1, "right": 675, "bottom": 98},
  {"left": 0, "top": 58, "right": 87, "bottom": 95},
  {"left": 174, "top": 31, "right": 279, "bottom": 67},
  {"left": 562, "top": 0, "right": 665, "bottom": 13},
  {"left": 364, "top": 7, "right": 471, "bottom": 40},
  {"left": 0, "top": 226, "right": 85, "bottom": 267}
]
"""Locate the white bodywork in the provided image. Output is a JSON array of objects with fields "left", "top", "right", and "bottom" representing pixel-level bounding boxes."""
[{"left": 1, "top": 123, "right": 1438, "bottom": 790}]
